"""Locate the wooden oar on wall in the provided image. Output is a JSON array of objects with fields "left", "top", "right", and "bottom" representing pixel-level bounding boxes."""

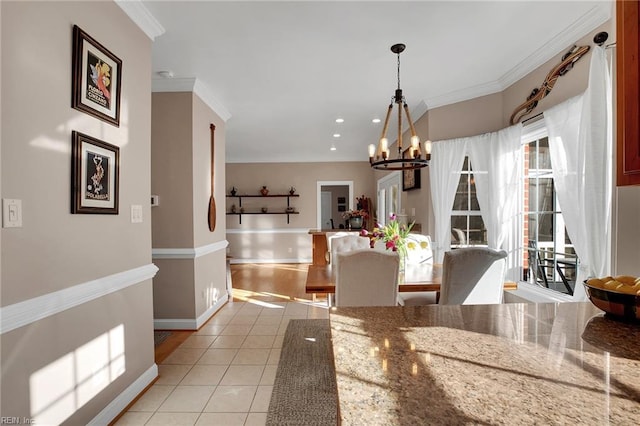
[{"left": 208, "top": 123, "right": 216, "bottom": 232}]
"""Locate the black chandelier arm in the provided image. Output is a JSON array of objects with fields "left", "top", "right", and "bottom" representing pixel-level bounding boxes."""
[{"left": 370, "top": 157, "right": 429, "bottom": 171}]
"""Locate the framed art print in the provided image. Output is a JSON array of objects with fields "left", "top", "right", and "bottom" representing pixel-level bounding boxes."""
[
  {"left": 402, "top": 148, "right": 421, "bottom": 191},
  {"left": 71, "top": 131, "right": 119, "bottom": 214},
  {"left": 72, "top": 25, "right": 122, "bottom": 126}
]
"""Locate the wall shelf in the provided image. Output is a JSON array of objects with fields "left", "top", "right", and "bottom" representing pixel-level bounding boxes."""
[{"left": 226, "top": 194, "right": 299, "bottom": 224}]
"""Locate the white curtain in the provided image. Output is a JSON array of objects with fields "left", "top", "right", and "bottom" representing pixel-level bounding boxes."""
[
  {"left": 429, "top": 138, "right": 467, "bottom": 262},
  {"left": 467, "top": 124, "right": 523, "bottom": 281},
  {"left": 544, "top": 46, "right": 612, "bottom": 301}
]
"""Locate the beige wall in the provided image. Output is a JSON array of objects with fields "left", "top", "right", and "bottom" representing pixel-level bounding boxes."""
[
  {"left": 151, "top": 92, "right": 228, "bottom": 323},
  {"left": 225, "top": 162, "right": 375, "bottom": 261},
  {"left": 151, "top": 92, "right": 194, "bottom": 248},
  {"left": 1, "top": 1, "right": 154, "bottom": 423}
]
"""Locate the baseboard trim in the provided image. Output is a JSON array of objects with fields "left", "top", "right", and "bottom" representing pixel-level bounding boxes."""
[
  {"left": 229, "top": 258, "right": 312, "bottom": 264},
  {"left": 226, "top": 228, "right": 310, "bottom": 234},
  {"left": 88, "top": 363, "right": 158, "bottom": 426},
  {"left": 152, "top": 240, "right": 229, "bottom": 259},
  {"left": 0, "top": 264, "right": 159, "bottom": 335},
  {"left": 153, "top": 292, "right": 228, "bottom": 330}
]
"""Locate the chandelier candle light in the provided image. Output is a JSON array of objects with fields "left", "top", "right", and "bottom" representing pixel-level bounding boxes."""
[{"left": 369, "top": 43, "right": 431, "bottom": 170}]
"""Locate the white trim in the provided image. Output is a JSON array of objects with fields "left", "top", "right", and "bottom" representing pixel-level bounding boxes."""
[
  {"left": 499, "top": 4, "right": 611, "bottom": 90},
  {"left": 88, "top": 363, "right": 158, "bottom": 426},
  {"left": 153, "top": 295, "right": 228, "bottom": 330},
  {"left": 421, "top": 4, "right": 610, "bottom": 112},
  {"left": 115, "top": 0, "right": 165, "bottom": 40},
  {"left": 152, "top": 240, "right": 229, "bottom": 259},
  {"left": 0, "top": 264, "right": 158, "bottom": 334},
  {"left": 505, "top": 281, "right": 574, "bottom": 304},
  {"left": 229, "top": 257, "right": 312, "bottom": 265},
  {"left": 225, "top": 228, "right": 309, "bottom": 235},
  {"left": 151, "top": 78, "right": 231, "bottom": 122},
  {"left": 521, "top": 117, "right": 548, "bottom": 143},
  {"left": 316, "top": 180, "right": 354, "bottom": 229},
  {"left": 425, "top": 80, "right": 503, "bottom": 110}
]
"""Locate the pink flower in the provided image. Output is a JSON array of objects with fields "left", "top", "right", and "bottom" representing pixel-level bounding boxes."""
[
  {"left": 389, "top": 213, "right": 396, "bottom": 221},
  {"left": 386, "top": 240, "right": 396, "bottom": 251},
  {"left": 360, "top": 229, "right": 369, "bottom": 236}
]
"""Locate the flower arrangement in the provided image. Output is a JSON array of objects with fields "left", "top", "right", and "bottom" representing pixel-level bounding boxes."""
[
  {"left": 341, "top": 209, "right": 368, "bottom": 220},
  {"left": 361, "top": 213, "right": 415, "bottom": 258}
]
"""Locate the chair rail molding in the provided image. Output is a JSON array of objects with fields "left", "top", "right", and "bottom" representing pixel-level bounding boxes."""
[
  {"left": 152, "top": 240, "right": 229, "bottom": 259},
  {"left": 0, "top": 264, "right": 159, "bottom": 334}
]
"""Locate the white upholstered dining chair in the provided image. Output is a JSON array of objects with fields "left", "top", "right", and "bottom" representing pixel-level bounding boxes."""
[
  {"left": 335, "top": 250, "right": 399, "bottom": 307},
  {"left": 438, "top": 247, "right": 507, "bottom": 305},
  {"left": 329, "top": 234, "right": 370, "bottom": 278}
]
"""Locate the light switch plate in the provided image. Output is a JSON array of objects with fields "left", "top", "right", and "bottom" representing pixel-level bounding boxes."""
[
  {"left": 151, "top": 195, "right": 159, "bottom": 206},
  {"left": 3, "top": 199, "right": 23, "bottom": 228},
  {"left": 131, "top": 205, "right": 143, "bottom": 223}
]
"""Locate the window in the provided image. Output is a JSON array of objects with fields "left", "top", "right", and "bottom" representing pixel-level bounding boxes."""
[
  {"left": 451, "top": 157, "right": 487, "bottom": 247},
  {"left": 523, "top": 133, "right": 578, "bottom": 295}
]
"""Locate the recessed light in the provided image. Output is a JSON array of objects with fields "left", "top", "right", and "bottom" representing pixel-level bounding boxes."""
[
  {"left": 333, "top": 133, "right": 341, "bottom": 138},
  {"left": 335, "top": 118, "right": 344, "bottom": 123},
  {"left": 330, "top": 144, "right": 337, "bottom": 151},
  {"left": 372, "top": 118, "right": 381, "bottom": 123},
  {"left": 157, "top": 70, "right": 174, "bottom": 78}
]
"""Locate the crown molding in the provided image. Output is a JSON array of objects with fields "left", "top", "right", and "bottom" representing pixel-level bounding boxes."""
[
  {"left": 423, "top": 2, "right": 611, "bottom": 111},
  {"left": 152, "top": 77, "right": 232, "bottom": 122},
  {"left": 115, "top": 0, "right": 165, "bottom": 40},
  {"left": 498, "top": 3, "right": 611, "bottom": 89},
  {"left": 425, "top": 80, "right": 503, "bottom": 110}
]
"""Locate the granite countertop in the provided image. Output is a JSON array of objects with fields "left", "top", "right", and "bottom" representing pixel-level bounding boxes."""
[{"left": 329, "top": 302, "right": 640, "bottom": 425}]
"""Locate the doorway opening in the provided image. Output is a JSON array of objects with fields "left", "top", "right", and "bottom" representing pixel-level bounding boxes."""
[
  {"left": 316, "top": 181, "right": 353, "bottom": 229},
  {"left": 377, "top": 172, "right": 401, "bottom": 226}
]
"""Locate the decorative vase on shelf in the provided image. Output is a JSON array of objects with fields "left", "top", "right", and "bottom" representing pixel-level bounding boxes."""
[
  {"left": 261, "top": 207, "right": 268, "bottom": 213},
  {"left": 349, "top": 217, "right": 363, "bottom": 230},
  {"left": 230, "top": 187, "right": 237, "bottom": 196},
  {"left": 289, "top": 186, "right": 296, "bottom": 195},
  {"left": 260, "top": 186, "right": 269, "bottom": 196},
  {"left": 231, "top": 204, "right": 237, "bottom": 213}
]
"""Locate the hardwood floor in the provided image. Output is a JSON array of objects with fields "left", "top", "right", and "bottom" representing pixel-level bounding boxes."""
[
  {"left": 230, "top": 262, "right": 322, "bottom": 303},
  {"left": 153, "top": 262, "right": 323, "bottom": 362}
]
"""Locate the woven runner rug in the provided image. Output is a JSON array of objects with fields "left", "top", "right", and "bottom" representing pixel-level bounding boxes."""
[{"left": 266, "top": 319, "right": 338, "bottom": 425}]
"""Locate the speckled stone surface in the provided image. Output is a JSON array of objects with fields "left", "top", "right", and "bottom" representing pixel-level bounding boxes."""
[{"left": 329, "top": 302, "right": 640, "bottom": 425}]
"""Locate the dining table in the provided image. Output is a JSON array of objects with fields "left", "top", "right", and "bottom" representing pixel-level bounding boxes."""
[
  {"left": 329, "top": 301, "right": 640, "bottom": 424},
  {"left": 305, "top": 262, "right": 517, "bottom": 295}
]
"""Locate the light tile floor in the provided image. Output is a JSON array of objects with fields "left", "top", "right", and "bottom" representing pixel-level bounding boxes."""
[{"left": 115, "top": 299, "right": 329, "bottom": 426}]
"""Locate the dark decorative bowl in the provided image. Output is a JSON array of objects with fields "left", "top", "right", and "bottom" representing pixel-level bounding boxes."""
[{"left": 583, "top": 281, "right": 640, "bottom": 321}]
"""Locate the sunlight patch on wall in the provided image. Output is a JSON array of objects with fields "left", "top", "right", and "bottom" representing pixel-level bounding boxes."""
[{"left": 29, "top": 324, "right": 125, "bottom": 424}]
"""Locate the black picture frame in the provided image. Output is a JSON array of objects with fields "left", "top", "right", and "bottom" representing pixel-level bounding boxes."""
[
  {"left": 71, "top": 131, "right": 119, "bottom": 214},
  {"left": 338, "top": 205, "right": 346, "bottom": 212},
  {"left": 402, "top": 148, "right": 421, "bottom": 191},
  {"left": 337, "top": 197, "right": 346, "bottom": 204},
  {"left": 72, "top": 25, "right": 122, "bottom": 127}
]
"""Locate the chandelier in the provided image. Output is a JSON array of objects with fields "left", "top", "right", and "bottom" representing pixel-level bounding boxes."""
[{"left": 369, "top": 44, "right": 431, "bottom": 170}]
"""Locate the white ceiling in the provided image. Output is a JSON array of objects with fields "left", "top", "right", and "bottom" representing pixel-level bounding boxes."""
[{"left": 127, "top": 1, "right": 611, "bottom": 163}]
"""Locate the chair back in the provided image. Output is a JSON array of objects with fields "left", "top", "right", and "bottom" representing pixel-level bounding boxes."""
[
  {"left": 405, "top": 234, "right": 433, "bottom": 264},
  {"left": 439, "top": 247, "right": 507, "bottom": 305},
  {"left": 329, "top": 234, "right": 370, "bottom": 279},
  {"left": 335, "top": 250, "right": 399, "bottom": 307}
]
